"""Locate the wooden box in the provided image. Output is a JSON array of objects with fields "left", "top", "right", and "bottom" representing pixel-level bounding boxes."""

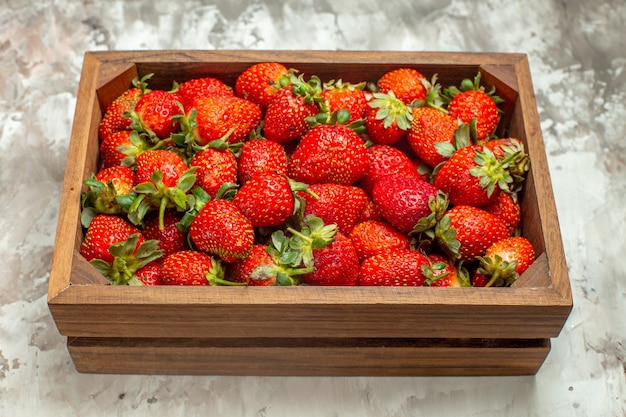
[{"left": 48, "top": 50, "right": 572, "bottom": 376}]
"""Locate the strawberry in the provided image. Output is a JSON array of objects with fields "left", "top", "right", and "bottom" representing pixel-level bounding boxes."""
[
  {"left": 319, "top": 79, "right": 368, "bottom": 124},
  {"left": 349, "top": 220, "right": 411, "bottom": 262},
  {"left": 237, "top": 138, "right": 288, "bottom": 184},
  {"left": 433, "top": 144, "right": 512, "bottom": 207},
  {"left": 130, "top": 150, "right": 197, "bottom": 228},
  {"left": 131, "top": 89, "right": 183, "bottom": 140},
  {"left": 189, "top": 146, "right": 238, "bottom": 199},
  {"left": 484, "top": 137, "right": 530, "bottom": 193},
  {"left": 81, "top": 165, "right": 136, "bottom": 227},
  {"left": 422, "top": 254, "right": 468, "bottom": 287},
  {"left": 189, "top": 94, "right": 262, "bottom": 146},
  {"left": 142, "top": 209, "right": 188, "bottom": 257},
  {"left": 297, "top": 183, "right": 369, "bottom": 235},
  {"left": 133, "top": 260, "right": 163, "bottom": 286},
  {"left": 444, "top": 73, "right": 502, "bottom": 142},
  {"left": 288, "top": 124, "right": 369, "bottom": 185},
  {"left": 80, "top": 214, "right": 162, "bottom": 285},
  {"left": 407, "top": 106, "right": 460, "bottom": 168},
  {"left": 435, "top": 205, "right": 509, "bottom": 263},
  {"left": 98, "top": 73, "right": 151, "bottom": 141},
  {"left": 359, "top": 248, "right": 430, "bottom": 286},
  {"left": 482, "top": 191, "right": 521, "bottom": 235},
  {"left": 474, "top": 236, "right": 535, "bottom": 287},
  {"left": 377, "top": 67, "right": 427, "bottom": 105},
  {"left": 233, "top": 171, "right": 310, "bottom": 228},
  {"left": 99, "top": 130, "right": 150, "bottom": 169},
  {"left": 176, "top": 76, "right": 234, "bottom": 111},
  {"left": 161, "top": 250, "right": 238, "bottom": 286},
  {"left": 364, "top": 91, "right": 413, "bottom": 145},
  {"left": 263, "top": 83, "right": 320, "bottom": 143},
  {"left": 371, "top": 175, "right": 440, "bottom": 234},
  {"left": 284, "top": 215, "right": 339, "bottom": 270},
  {"left": 235, "top": 62, "right": 290, "bottom": 111},
  {"left": 301, "top": 232, "right": 360, "bottom": 286},
  {"left": 189, "top": 199, "right": 254, "bottom": 263},
  {"left": 358, "top": 144, "right": 420, "bottom": 194}
]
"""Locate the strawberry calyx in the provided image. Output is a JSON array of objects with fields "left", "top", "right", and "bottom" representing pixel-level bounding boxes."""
[
  {"left": 205, "top": 257, "right": 245, "bottom": 286},
  {"left": 413, "top": 74, "right": 448, "bottom": 113},
  {"left": 411, "top": 190, "right": 450, "bottom": 240},
  {"left": 474, "top": 254, "right": 519, "bottom": 287},
  {"left": 469, "top": 146, "right": 514, "bottom": 198},
  {"left": 432, "top": 121, "right": 472, "bottom": 165},
  {"left": 89, "top": 233, "right": 163, "bottom": 286},
  {"left": 433, "top": 213, "right": 461, "bottom": 260},
  {"left": 443, "top": 72, "right": 504, "bottom": 105},
  {"left": 81, "top": 178, "right": 137, "bottom": 228},
  {"left": 285, "top": 215, "right": 338, "bottom": 268},
  {"left": 368, "top": 91, "right": 414, "bottom": 131}
]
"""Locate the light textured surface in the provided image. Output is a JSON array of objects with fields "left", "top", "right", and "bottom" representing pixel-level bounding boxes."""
[{"left": 1, "top": 0, "right": 625, "bottom": 415}]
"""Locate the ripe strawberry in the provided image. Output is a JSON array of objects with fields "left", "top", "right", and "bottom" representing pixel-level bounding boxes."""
[
  {"left": 189, "top": 199, "right": 254, "bottom": 263},
  {"left": 371, "top": 175, "right": 440, "bottom": 234},
  {"left": 474, "top": 236, "right": 536, "bottom": 287},
  {"left": 132, "top": 89, "right": 183, "bottom": 140},
  {"left": 301, "top": 232, "right": 360, "bottom": 286},
  {"left": 319, "top": 79, "right": 368, "bottom": 124},
  {"left": 99, "top": 130, "right": 149, "bottom": 168},
  {"left": 407, "top": 106, "right": 460, "bottom": 168},
  {"left": 98, "top": 74, "right": 151, "bottom": 141},
  {"left": 358, "top": 144, "right": 420, "bottom": 194},
  {"left": 297, "top": 183, "right": 369, "bottom": 235},
  {"left": 161, "top": 250, "right": 237, "bottom": 286},
  {"left": 359, "top": 248, "right": 430, "bottom": 286},
  {"left": 190, "top": 94, "right": 262, "bottom": 146},
  {"left": 235, "top": 62, "right": 290, "bottom": 111},
  {"left": 176, "top": 76, "right": 234, "bottom": 111},
  {"left": 237, "top": 138, "right": 288, "bottom": 184},
  {"left": 482, "top": 191, "right": 521, "bottom": 235},
  {"left": 288, "top": 124, "right": 369, "bottom": 185},
  {"left": 233, "top": 171, "right": 306, "bottom": 228},
  {"left": 377, "top": 67, "right": 427, "bottom": 105},
  {"left": 142, "top": 209, "right": 188, "bottom": 257},
  {"left": 81, "top": 215, "right": 162, "bottom": 285},
  {"left": 133, "top": 260, "right": 163, "bottom": 286},
  {"left": 435, "top": 205, "right": 509, "bottom": 263},
  {"left": 364, "top": 91, "right": 413, "bottom": 145},
  {"left": 422, "top": 254, "right": 467, "bottom": 287},
  {"left": 349, "top": 220, "right": 410, "bottom": 262},
  {"left": 131, "top": 150, "right": 196, "bottom": 228},
  {"left": 445, "top": 73, "right": 502, "bottom": 142},
  {"left": 81, "top": 165, "right": 136, "bottom": 223},
  {"left": 433, "top": 144, "right": 512, "bottom": 207},
  {"left": 189, "top": 146, "right": 238, "bottom": 199},
  {"left": 263, "top": 83, "right": 320, "bottom": 143}
]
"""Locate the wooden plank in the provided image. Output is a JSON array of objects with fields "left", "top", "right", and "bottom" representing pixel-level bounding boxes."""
[{"left": 68, "top": 336, "right": 550, "bottom": 376}]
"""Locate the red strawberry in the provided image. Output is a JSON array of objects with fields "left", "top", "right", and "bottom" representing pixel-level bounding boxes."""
[
  {"left": 237, "top": 138, "right": 288, "bottom": 184},
  {"left": 132, "top": 89, "right": 183, "bottom": 140},
  {"left": 445, "top": 73, "right": 502, "bottom": 142},
  {"left": 142, "top": 209, "right": 188, "bottom": 257},
  {"left": 319, "top": 79, "right": 368, "bottom": 124},
  {"left": 359, "top": 248, "right": 430, "bottom": 286},
  {"left": 482, "top": 191, "right": 521, "bottom": 235},
  {"left": 364, "top": 91, "right": 413, "bottom": 145},
  {"left": 133, "top": 260, "right": 163, "bottom": 286},
  {"left": 297, "top": 183, "right": 369, "bottom": 235},
  {"left": 263, "top": 84, "right": 320, "bottom": 143},
  {"left": 189, "top": 199, "right": 254, "bottom": 263},
  {"left": 358, "top": 144, "right": 420, "bottom": 194},
  {"left": 161, "top": 250, "right": 237, "bottom": 286},
  {"left": 377, "top": 67, "right": 427, "bottom": 105},
  {"left": 288, "top": 124, "right": 369, "bottom": 185},
  {"left": 435, "top": 205, "right": 509, "bottom": 262},
  {"left": 131, "top": 150, "right": 196, "bottom": 228},
  {"left": 433, "top": 144, "right": 511, "bottom": 207},
  {"left": 422, "top": 254, "right": 467, "bottom": 287},
  {"left": 176, "top": 76, "right": 234, "bottom": 111},
  {"left": 473, "top": 236, "right": 536, "bottom": 287},
  {"left": 407, "top": 106, "right": 460, "bottom": 168},
  {"left": 191, "top": 94, "right": 262, "bottom": 146},
  {"left": 80, "top": 214, "right": 145, "bottom": 264},
  {"left": 189, "top": 146, "right": 238, "bottom": 199},
  {"left": 98, "top": 75, "right": 149, "bottom": 141},
  {"left": 301, "top": 232, "right": 360, "bottom": 286},
  {"left": 349, "top": 220, "right": 410, "bottom": 262},
  {"left": 371, "top": 175, "right": 440, "bottom": 234},
  {"left": 81, "top": 165, "right": 136, "bottom": 224},
  {"left": 99, "top": 130, "right": 150, "bottom": 168},
  {"left": 233, "top": 171, "right": 306, "bottom": 228},
  {"left": 235, "top": 62, "right": 290, "bottom": 111}
]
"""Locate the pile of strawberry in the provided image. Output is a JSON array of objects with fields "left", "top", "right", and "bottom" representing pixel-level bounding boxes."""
[{"left": 80, "top": 62, "right": 535, "bottom": 288}]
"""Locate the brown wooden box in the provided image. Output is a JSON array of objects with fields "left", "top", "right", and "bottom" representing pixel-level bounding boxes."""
[{"left": 48, "top": 50, "right": 572, "bottom": 376}]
